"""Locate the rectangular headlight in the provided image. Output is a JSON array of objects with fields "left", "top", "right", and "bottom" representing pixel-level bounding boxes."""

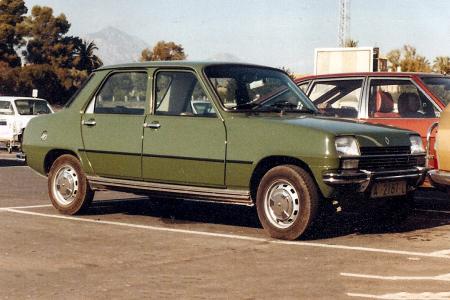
[
  {"left": 410, "top": 135, "right": 425, "bottom": 154},
  {"left": 335, "top": 136, "right": 360, "bottom": 157}
]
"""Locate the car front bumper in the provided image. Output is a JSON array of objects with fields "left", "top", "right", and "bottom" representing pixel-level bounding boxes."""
[
  {"left": 323, "top": 167, "right": 428, "bottom": 193},
  {"left": 429, "top": 169, "right": 450, "bottom": 187}
]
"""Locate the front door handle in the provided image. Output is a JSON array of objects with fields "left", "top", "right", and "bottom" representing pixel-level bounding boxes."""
[
  {"left": 82, "top": 119, "right": 97, "bottom": 126},
  {"left": 143, "top": 122, "right": 161, "bottom": 129}
]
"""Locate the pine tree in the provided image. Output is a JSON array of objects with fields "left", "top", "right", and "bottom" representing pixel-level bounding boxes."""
[{"left": 0, "top": 0, "right": 27, "bottom": 67}]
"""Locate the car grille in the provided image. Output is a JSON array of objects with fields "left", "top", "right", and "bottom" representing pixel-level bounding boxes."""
[{"left": 359, "top": 146, "right": 421, "bottom": 171}]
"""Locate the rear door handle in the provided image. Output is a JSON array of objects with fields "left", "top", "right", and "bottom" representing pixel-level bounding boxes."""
[
  {"left": 143, "top": 122, "right": 161, "bottom": 129},
  {"left": 82, "top": 119, "right": 97, "bottom": 126}
]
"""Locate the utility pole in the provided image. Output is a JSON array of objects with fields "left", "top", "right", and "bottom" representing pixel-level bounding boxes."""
[{"left": 338, "top": 0, "right": 350, "bottom": 47}]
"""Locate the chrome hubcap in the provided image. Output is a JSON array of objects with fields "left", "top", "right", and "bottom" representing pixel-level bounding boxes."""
[
  {"left": 53, "top": 165, "right": 79, "bottom": 206},
  {"left": 264, "top": 180, "right": 300, "bottom": 229}
]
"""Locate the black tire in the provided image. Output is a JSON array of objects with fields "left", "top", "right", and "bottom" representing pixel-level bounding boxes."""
[
  {"left": 48, "top": 154, "right": 94, "bottom": 215},
  {"left": 256, "top": 165, "right": 319, "bottom": 240}
]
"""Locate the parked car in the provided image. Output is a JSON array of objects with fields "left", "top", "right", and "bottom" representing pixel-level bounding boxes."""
[
  {"left": 0, "top": 96, "right": 53, "bottom": 153},
  {"left": 23, "top": 62, "right": 427, "bottom": 240},
  {"left": 295, "top": 73, "right": 449, "bottom": 170},
  {"left": 429, "top": 105, "right": 450, "bottom": 193}
]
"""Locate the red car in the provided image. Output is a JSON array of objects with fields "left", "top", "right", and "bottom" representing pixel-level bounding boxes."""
[{"left": 295, "top": 73, "right": 449, "bottom": 170}]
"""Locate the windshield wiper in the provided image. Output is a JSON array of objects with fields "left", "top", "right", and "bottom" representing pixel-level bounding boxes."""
[
  {"left": 233, "top": 102, "right": 260, "bottom": 110},
  {"left": 233, "top": 101, "right": 318, "bottom": 114},
  {"left": 266, "top": 102, "right": 317, "bottom": 114}
]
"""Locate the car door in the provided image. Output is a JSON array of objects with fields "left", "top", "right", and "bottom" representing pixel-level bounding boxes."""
[
  {"left": 0, "top": 100, "right": 15, "bottom": 141},
  {"left": 306, "top": 78, "right": 365, "bottom": 118},
  {"left": 142, "top": 69, "right": 226, "bottom": 187},
  {"left": 361, "top": 77, "right": 441, "bottom": 168},
  {"left": 81, "top": 71, "right": 149, "bottom": 179}
]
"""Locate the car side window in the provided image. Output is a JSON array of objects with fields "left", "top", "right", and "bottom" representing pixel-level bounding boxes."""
[
  {"left": 155, "top": 71, "right": 216, "bottom": 117},
  {"left": 94, "top": 72, "right": 147, "bottom": 115},
  {"left": 0, "top": 101, "right": 14, "bottom": 115},
  {"left": 308, "top": 79, "right": 363, "bottom": 118},
  {"left": 298, "top": 81, "right": 310, "bottom": 93},
  {"left": 368, "top": 79, "right": 439, "bottom": 119}
]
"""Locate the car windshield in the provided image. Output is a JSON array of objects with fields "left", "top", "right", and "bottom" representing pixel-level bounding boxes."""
[
  {"left": 14, "top": 99, "right": 51, "bottom": 115},
  {"left": 204, "top": 65, "right": 317, "bottom": 113},
  {"left": 421, "top": 76, "right": 450, "bottom": 106}
]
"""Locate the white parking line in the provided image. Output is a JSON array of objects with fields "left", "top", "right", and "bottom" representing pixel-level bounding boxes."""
[
  {"left": 341, "top": 272, "right": 450, "bottom": 282},
  {"left": 0, "top": 204, "right": 52, "bottom": 210},
  {"left": 347, "top": 292, "right": 450, "bottom": 299},
  {"left": 430, "top": 249, "right": 450, "bottom": 256},
  {"left": 3, "top": 208, "right": 450, "bottom": 260},
  {"left": 415, "top": 209, "right": 450, "bottom": 215}
]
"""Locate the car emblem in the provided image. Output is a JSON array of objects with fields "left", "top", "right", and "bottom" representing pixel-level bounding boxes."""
[
  {"left": 385, "top": 137, "right": 390, "bottom": 145},
  {"left": 40, "top": 131, "right": 48, "bottom": 141}
]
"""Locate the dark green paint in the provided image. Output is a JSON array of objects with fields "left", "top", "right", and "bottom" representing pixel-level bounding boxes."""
[{"left": 23, "top": 62, "right": 416, "bottom": 199}]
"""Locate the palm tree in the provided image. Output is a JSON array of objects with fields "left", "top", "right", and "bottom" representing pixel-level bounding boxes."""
[
  {"left": 433, "top": 56, "right": 450, "bottom": 75},
  {"left": 75, "top": 40, "right": 103, "bottom": 73}
]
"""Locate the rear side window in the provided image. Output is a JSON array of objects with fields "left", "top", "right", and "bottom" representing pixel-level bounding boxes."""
[
  {"left": 0, "top": 101, "right": 14, "bottom": 115},
  {"left": 94, "top": 72, "right": 147, "bottom": 115},
  {"left": 368, "top": 79, "right": 439, "bottom": 118},
  {"left": 308, "top": 79, "right": 363, "bottom": 118}
]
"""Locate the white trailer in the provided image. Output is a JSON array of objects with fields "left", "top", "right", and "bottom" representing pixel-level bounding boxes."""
[{"left": 314, "top": 47, "right": 386, "bottom": 75}]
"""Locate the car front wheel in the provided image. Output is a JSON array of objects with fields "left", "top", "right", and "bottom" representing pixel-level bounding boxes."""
[
  {"left": 48, "top": 154, "right": 94, "bottom": 215},
  {"left": 256, "top": 165, "right": 319, "bottom": 240}
]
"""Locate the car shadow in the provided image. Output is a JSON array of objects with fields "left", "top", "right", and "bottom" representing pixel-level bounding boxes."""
[
  {"left": 85, "top": 191, "right": 450, "bottom": 241},
  {"left": 0, "top": 158, "right": 26, "bottom": 168},
  {"left": 87, "top": 197, "right": 261, "bottom": 229}
]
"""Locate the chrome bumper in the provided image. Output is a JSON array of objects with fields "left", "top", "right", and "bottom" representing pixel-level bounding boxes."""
[
  {"left": 16, "top": 152, "right": 26, "bottom": 161},
  {"left": 323, "top": 167, "right": 428, "bottom": 192},
  {"left": 429, "top": 169, "right": 450, "bottom": 187}
]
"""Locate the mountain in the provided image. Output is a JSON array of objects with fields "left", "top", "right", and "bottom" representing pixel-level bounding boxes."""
[{"left": 83, "top": 26, "right": 150, "bottom": 66}]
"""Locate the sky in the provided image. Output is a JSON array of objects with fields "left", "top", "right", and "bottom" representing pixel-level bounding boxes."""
[{"left": 24, "top": 0, "right": 450, "bottom": 73}]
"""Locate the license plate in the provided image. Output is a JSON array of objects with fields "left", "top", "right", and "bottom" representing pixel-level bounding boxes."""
[{"left": 371, "top": 181, "right": 407, "bottom": 198}]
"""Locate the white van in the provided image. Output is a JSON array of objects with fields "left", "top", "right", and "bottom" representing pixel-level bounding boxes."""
[{"left": 0, "top": 97, "right": 54, "bottom": 152}]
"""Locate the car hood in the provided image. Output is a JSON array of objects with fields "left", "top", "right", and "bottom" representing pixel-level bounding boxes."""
[{"left": 256, "top": 114, "right": 414, "bottom": 148}]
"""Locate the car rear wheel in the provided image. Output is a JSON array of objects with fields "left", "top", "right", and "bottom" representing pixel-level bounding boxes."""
[
  {"left": 256, "top": 165, "right": 319, "bottom": 240},
  {"left": 48, "top": 154, "right": 94, "bottom": 215}
]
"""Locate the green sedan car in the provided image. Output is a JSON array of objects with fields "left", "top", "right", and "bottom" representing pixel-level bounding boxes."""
[{"left": 23, "top": 62, "right": 427, "bottom": 240}]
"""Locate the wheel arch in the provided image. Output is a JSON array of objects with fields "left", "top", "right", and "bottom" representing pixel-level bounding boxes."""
[
  {"left": 44, "top": 149, "right": 81, "bottom": 175},
  {"left": 249, "top": 156, "right": 320, "bottom": 202}
]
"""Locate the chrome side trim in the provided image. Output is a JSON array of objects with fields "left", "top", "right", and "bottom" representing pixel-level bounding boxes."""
[{"left": 87, "top": 176, "right": 252, "bottom": 205}]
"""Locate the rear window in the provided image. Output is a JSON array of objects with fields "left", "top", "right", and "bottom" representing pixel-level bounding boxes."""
[
  {"left": 421, "top": 76, "right": 450, "bottom": 106},
  {"left": 15, "top": 99, "right": 51, "bottom": 115}
]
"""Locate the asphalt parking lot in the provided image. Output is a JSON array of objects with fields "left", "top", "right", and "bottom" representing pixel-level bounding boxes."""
[{"left": 1, "top": 152, "right": 449, "bottom": 299}]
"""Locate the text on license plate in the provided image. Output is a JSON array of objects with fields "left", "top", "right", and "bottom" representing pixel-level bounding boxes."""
[{"left": 371, "top": 181, "right": 407, "bottom": 198}]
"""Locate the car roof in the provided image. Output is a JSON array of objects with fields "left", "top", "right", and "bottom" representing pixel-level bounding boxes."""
[
  {"left": 295, "top": 72, "right": 447, "bottom": 82},
  {"left": 0, "top": 96, "right": 47, "bottom": 102},
  {"left": 96, "top": 61, "right": 278, "bottom": 71}
]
